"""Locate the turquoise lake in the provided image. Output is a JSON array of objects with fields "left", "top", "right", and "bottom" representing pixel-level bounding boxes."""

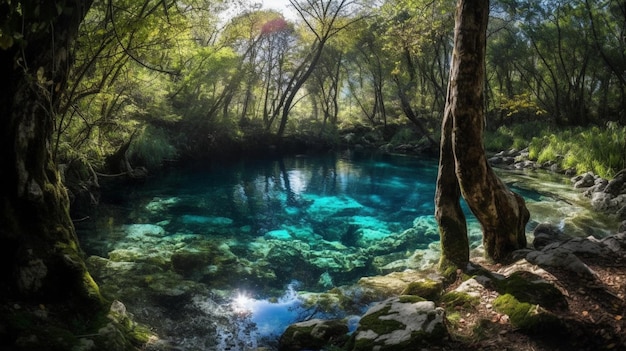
[{"left": 75, "top": 151, "right": 617, "bottom": 349}]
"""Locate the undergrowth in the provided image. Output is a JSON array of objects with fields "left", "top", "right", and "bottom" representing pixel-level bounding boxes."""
[{"left": 485, "top": 121, "right": 626, "bottom": 178}]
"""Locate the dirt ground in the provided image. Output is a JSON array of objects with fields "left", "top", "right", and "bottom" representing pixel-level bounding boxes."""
[{"left": 437, "top": 252, "right": 626, "bottom": 351}]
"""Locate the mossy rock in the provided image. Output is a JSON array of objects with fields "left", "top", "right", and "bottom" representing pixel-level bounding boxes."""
[
  {"left": 495, "top": 271, "right": 567, "bottom": 309},
  {"left": 170, "top": 250, "right": 212, "bottom": 276},
  {"left": 0, "top": 301, "right": 151, "bottom": 351},
  {"left": 279, "top": 318, "right": 349, "bottom": 351},
  {"left": 440, "top": 291, "right": 480, "bottom": 310},
  {"left": 348, "top": 298, "right": 447, "bottom": 351},
  {"left": 493, "top": 293, "right": 564, "bottom": 333},
  {"left": 400, "top": 279, "right": 443, "bottom": 301}
]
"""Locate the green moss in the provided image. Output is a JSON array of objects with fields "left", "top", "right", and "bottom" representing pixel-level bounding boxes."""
[
  {"left": 358, "top": 305, "right": 405, "bottom": 335},
  {"left": 440, "top": 291, "right": 479, "bottom": 309},
  {"left": 438, "top": 264, "right": 459, "bottom": 284},
  {"left": 446, "top": 311, "right": 462, "bottom": 325},
  {"left": 401, "top": 279, "right": 442, "bottom": 300},
  {"left": 398, "top": 295, "right": 427, "bottom": 303},
  {"left": 493, "top": 294, "right": 563, "bottom": 333},
  {"left": 127, "top": 324, "right": 153, "bottom": 345},
  {"left": 494, "top": 272, "right": 566, "bottom": 308}
]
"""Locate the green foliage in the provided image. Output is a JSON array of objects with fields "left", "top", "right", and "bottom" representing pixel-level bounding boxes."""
[
  {"left": 128, "top": 126, "right": 177, "bottom": 168},
  {"left": 485, "top": 122, "right": 554, "bottom": 152},
  {"left": 528, "top": 123, "right": 626, "bottom": 177},
  {"left": 389, "top": 127, "right": 417, "bottom": 146},
  {"left": 493, "top": 93, "right": 547, "bottom": 121},
  {"left": 487, "top": 121, "right": 625, "bottom": 178}
]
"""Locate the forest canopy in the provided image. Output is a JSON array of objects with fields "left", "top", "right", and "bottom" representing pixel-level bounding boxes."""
[{"left": 32, "top": 0, "right": 626, "bottom": 177}]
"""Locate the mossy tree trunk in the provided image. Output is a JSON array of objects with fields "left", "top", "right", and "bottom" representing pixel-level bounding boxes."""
[
  {"left": 0, "top": 0, "right": 101, "bottom": 314},
  {"left": 435, "top": 0, "right": 530, "bottom": 268},
  {"left": 435, "top": 96, "right": 468, "bottom": 270}
]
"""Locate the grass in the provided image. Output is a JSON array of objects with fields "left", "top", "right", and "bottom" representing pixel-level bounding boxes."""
[{"left": 485, "top": 121, "right": 626, "bottom": 178}]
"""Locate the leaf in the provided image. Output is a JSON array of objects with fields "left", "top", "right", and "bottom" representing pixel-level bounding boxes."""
[
  {"left": 0, "top": 32, "right": 14, "bottom": 50},
  {"left": 37, "top": 67, "right": 45, "bottom": 83},
  {"left": 616, "top": 315, "right": 623, "bottom": 321}
]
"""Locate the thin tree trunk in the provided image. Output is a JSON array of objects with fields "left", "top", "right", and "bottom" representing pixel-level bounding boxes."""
[
  {"left": 435, "top": 0, "right": 529, "bottom": 266},
  {"left": 435, "top": 97, "right": 468, "bottom": 270}
]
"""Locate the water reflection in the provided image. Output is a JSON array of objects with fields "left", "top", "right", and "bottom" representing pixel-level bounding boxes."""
[{"left": 76, "top": 151, "right": 619, "bottom": 349}]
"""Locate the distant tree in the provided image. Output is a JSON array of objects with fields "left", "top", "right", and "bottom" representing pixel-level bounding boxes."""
[
  {"left": 435, "top": 0, "right": 529, "bottom": 269},
  {"left": 272, "top": 0, "right": 361, "bottom": 138}
]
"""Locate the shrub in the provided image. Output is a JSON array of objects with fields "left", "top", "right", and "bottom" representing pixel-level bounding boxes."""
[
  {"left": 129, "top": 126, "right": 178, "bottom": 169},
  {"left": 488, "top": 121, "right": 625, "bottom": 178}
]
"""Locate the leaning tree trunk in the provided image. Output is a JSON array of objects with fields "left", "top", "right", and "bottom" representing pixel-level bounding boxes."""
[
  {"left": 0, "top": 0, "right": 101, "bottom": 316},
  {"left": 435, "top": 0, "right": 529, "bottom": 266},
  {"left": 434, "top": 96, "right": 468, "bottom": 270}
]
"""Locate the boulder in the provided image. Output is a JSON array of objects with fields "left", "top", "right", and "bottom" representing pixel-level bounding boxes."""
[
  {"left": 348, "top": 297, "right": 447, "bottom": 350},
  {"left": 525, "top": 236, "right": 615, "bottom": 278},
  {"left": 604, "top": 173, "right": 626, "bottom": 196},
  {"left": 572, "top": 172, "right": 596, "bottom": 188},
  {"left": 618, "top": 205, "right": 626, "bottom": 221},
  {"left": 600, "top": 232, "right": 626, "bottom": 252},
  {"left": 532, "top": 223, "right": 564, "bottom": 250},
  {"left": 525, "top": 246, "right": 596, "bottom": 278},
  {"left": 590, "top": 191, "right": 617, "bottom": 212},
  {"left": 279, "top": 318, "right": 349, "bottom": 351},
  {"left": 357, "top": 270, "right": 438, "bottom": 297}
]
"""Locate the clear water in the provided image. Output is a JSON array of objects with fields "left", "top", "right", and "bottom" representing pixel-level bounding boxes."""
[{"left": 76, "top": 151, "right": 617, "bottom": 349}]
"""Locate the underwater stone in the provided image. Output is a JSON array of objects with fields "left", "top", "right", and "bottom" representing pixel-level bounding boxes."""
[
  {"left": 181, "top": 214, "right": 234, "bottom": 226},
  {"left": 307, "top": 195, "right": 364, "bottom": 216},
  {"left": 145, "top": 196, "right": 179, "bottom": 212},
  {"left": 125, "top": 223, "right": 166, "bottom": 239},
  {"left": 265, "top": 229, "right": 292, "bottom": 240},
  {"left": 310, "top": 256, "right": 342, "bottom": 270},
  {"left": 171, "top": 250, "right": 212, "bottom": 276},
  {"left": 318, "top": 272, "right": 334, "bottom": 289},
  {"left": 146, "top": 272, "right": 203, "bottom": 297}
]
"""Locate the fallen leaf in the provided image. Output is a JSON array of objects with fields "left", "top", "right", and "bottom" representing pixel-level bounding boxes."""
[{"left": 615, "top": 315, "right": 623, "bottom": 321}]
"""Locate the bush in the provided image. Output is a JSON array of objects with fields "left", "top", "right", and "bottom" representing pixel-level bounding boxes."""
[
  {"left": 486, "top": 121, "right": 625, "bottom": 178},
  {"left": 129, "top": 126, "right": 178, "bottom": 169},
  {"left": 485, "top": 121, "right": 553, "bottom": 152},
  {"left": 527, "top": 123, "right": 625, "bottom": 177},
  {"left": 389, "top": 127, "right": 417, "bottom": 146}
]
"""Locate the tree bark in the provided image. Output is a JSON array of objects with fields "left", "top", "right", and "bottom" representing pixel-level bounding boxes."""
[
  {"left": 0, "top": 0, "right": 101, "bottom": 315},
  {"left": 435, "top": 0, "right": 529, "bottom": 266},
  {"left": 435, "top": 96, "right": 469, "bottom": 270}
]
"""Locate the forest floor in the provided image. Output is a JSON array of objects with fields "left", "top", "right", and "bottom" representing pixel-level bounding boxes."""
[{"left": 437, "top": 252, "right": 626, "bottom": 351}]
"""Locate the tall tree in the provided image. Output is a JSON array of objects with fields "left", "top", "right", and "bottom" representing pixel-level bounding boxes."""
[
  {"left": 0, "top": 1, "right": 164, "bottom": 349},
  {"left": 273, "top": 0, "right": 360, "bottom": 138},
  {"left": 0, "top": 0, "right": 100, "bottom": 306},
  {"left": 435, "top": 0, "right": 529, "bottom": 269}
]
